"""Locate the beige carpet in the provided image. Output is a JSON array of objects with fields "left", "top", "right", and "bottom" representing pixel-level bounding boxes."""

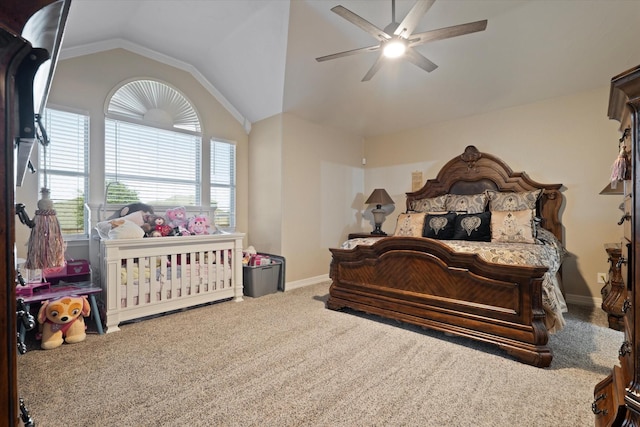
[{"left": 18, "top": 282, "right": 621, "bottom": 426}]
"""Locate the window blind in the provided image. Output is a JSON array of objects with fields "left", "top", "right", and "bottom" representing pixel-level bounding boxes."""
[
  {"left": 105, "top": 119, "right": 202, "bottom": 206},
  {"left": 39, "top": 108, "right": 90, "bottom": 237},
  {"left": 210, "top": 139, "right": 236, "bottom": 228}
]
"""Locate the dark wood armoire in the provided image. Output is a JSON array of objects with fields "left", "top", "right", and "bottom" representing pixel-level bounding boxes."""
[
  {"left": 594, "top": 65, "right": 640, "bottom": 426},
  {"left": 0, "top": 1, "right": 69, "bottom": 424}
]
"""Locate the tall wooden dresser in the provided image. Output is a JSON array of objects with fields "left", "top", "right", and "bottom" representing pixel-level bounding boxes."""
[
  {"left": 0, "top": 1, "right": 69, "bottom": 424},
  {"left": 593, "top": 65, "right": 640, "bottom": 426}
]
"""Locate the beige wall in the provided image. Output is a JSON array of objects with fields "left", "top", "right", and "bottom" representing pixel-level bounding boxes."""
[
  {"left": 248, "top": 115, "right": 283, "bottom": 253},
  {"left": 15, "top": 48, "right": 249, "bottom": 258},
  {"left": 20, "top": 46, "right": 622, "bottom": 304},
  {"left": 363, "top": 86, "right": 623, "bottom": 304},
  {"left": 249, "top": 112, "right": 363, "bottom": 283}
]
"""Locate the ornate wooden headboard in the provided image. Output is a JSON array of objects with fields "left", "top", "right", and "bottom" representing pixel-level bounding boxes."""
[{"left": 405, "top": 145, "right": 564, "bottom": 242}]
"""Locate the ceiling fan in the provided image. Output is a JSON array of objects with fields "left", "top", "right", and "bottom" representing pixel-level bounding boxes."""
[{"left": 316, "top": 0, "right": 488, "bottom": 82}]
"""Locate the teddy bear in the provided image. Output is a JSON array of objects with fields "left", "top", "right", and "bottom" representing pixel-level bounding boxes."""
[
  {"left": 188, "top": 215, "right": 212, "bottom": 235},
  {"left": 165, "top": 206, "right": 190, "bottom": 236},
  {"left": 142, "top": 214, "right": 173, "bottom": 237},
  {"left": 37, "top": 295, "right": 90, "bottom": 350}
]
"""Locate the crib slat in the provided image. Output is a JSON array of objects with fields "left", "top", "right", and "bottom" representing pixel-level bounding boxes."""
[
  {"left": 126, "top": 258, "right": 135, "bottom": 308},
  {"left": 187, "top": 251, "right": 194, "bottom": 296},
  {"left": 140, "top": 257, "right": 149, "bottom": 306},
  {"left": 198, "top": 250, "right": 205, "bottom": 293},
  {"left": 218, "top": 250, "right": 224, "bottom": 289},
  {"left": 149, "top": 255, "right": 157, "bottom": 304},
  {"left": 170, "top": 253, "right": 179, "bottom": 300},
  {"left": 159, "top": 255, "right": 168, "bottom": 300},
  {"left": 207, "top": 249, "right": 215, "bottom": 291}
]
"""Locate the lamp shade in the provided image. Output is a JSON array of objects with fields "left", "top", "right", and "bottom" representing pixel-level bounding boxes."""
[{"left": 365, "top": 189, "right": 394, "bottom": 206}]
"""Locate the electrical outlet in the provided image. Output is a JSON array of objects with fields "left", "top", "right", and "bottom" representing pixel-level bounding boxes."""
[{"left": 597, "top": 273, "right": 608, "bottom": 284}]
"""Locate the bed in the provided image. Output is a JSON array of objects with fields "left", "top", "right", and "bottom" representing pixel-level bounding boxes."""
[
  {"left": 96, "top": 233, "right": 245, "bottom": 332},
  {"left": 327, "top": 145, "right": 566, "bottom": 367}
]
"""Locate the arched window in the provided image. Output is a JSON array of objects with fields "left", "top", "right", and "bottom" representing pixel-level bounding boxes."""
[{"left": 104, "top": 79, "right": 203, "bottom": 206}]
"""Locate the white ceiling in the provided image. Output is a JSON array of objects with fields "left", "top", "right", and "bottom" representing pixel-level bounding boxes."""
[{"left": 59, "top": 0, "right": 640, "bottom": 137}]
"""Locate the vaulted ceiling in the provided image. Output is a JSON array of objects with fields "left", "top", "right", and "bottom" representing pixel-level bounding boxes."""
[{"left": 60, "top": 0, "right": 640, "bottom": 137}]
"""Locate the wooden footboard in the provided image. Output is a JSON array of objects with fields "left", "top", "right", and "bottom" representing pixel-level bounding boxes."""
[
  {"left": 328, "top": 237, "right": 552, "bottom": 367},
  {"left": 98, "top": 233, "right": 245, "bottom": 332}
]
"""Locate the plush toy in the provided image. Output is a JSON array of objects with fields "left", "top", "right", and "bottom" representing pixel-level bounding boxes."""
[
  {"left": 107, "top": 202, "right": 154, "bottom": 220},
  {"left": 37, "top": 295, "right": 90, "bottom": 350},
  {"left": 142, "top": 214, "right": 173, "bottom": 237},
  {"left": 242, "top": 245, "right": 257, "bottom": 265},
  {"left": 188, "top": 215, "right": 212, "bottom": 235},
  {"left": 165, "top": 206, "right": 190, "bottom": 236}
]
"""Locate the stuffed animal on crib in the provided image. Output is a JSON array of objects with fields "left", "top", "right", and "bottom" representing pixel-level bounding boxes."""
[
  {"left": 143, "top": 214, "right": 174, "bottom": 237},
  {"left": 37, "top": 295, "right": 90, "bottom": 350},
  {"left": 107, "top": 202, "right": 154, "bottom": 220},
  {"left": 188, "top": 215, "right": 213, "bottom": 235},
  {"left": 165, "top": 206, "right": 190, "bottom": 236}
]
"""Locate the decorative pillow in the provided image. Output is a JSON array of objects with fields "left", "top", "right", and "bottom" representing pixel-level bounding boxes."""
[
  {"left": 118, "top": 209, "right": 147, "bottom": 226},
  {"left": 452, "top": 212, "right": 492, "bottom": 241},
  {"left": 408, "top": 195, "right": 447, "bottom": 213},
  {"left": 95, "top": 218, "right": 145, "bottom": 239},
  {"left": 490, "top": 209, "right": 536, "bottom": 244},
  {"left": 105, "top": 219, "right": 145, "bottom": 239},
  {"left": 394, "top": 212, "right": 427, "bottom": 237},
  {"left": 487, "top": 189, "right": 542, "bottom": 212},
  {"left": 445, "top": 193, "right": 488, "bottom": 214},
  {"left": 423, "top": 212, "right": 456, "bottom": 239}
]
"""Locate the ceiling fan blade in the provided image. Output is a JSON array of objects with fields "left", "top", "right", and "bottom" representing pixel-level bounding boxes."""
[
  {"left": 394, "top": 0, "right": 435, "bottom": 38},
  {"left": 362, "top": 54, "right": 386, "bottom": 82},
  {"left": 409, "top": 20, "right": 488, "bottom": 47},
  {"left": 331, "top": 5, "right": 391, "bottom": 42},
  {"left": 404, "top": 48, "right": 438, "bottom": 73},
  {"left": 316, "top": 44, "right": 381, "bottom": 62}
]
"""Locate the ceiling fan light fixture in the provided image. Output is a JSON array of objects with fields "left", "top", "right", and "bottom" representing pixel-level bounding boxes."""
[
  {"left": 317, "top": 1, "right": 488, "bottom": 82},
  {"left": 383, "top": 39, "right": 407, "bottom": 58}
]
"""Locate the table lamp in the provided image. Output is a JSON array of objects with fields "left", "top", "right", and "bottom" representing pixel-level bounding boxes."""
[{"left": 365, "top": 188, "right": 394, "bottom": 235}]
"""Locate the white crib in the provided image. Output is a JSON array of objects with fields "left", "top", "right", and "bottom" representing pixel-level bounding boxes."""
[{"left": 97, "top": 233, "right": 244, "bottom": 332}]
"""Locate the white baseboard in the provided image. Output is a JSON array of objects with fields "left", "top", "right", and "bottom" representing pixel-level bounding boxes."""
[
  {"left": 565, "top": 293, "right": 602, "bottom": 309},
  {"left": 285, "top": 274, "right": 330, "bottom": 291}
]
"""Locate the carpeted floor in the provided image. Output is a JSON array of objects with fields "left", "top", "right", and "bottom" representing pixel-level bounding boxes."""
[{"left": 17, "top": 282, "right": 621, "bottom": 426}]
